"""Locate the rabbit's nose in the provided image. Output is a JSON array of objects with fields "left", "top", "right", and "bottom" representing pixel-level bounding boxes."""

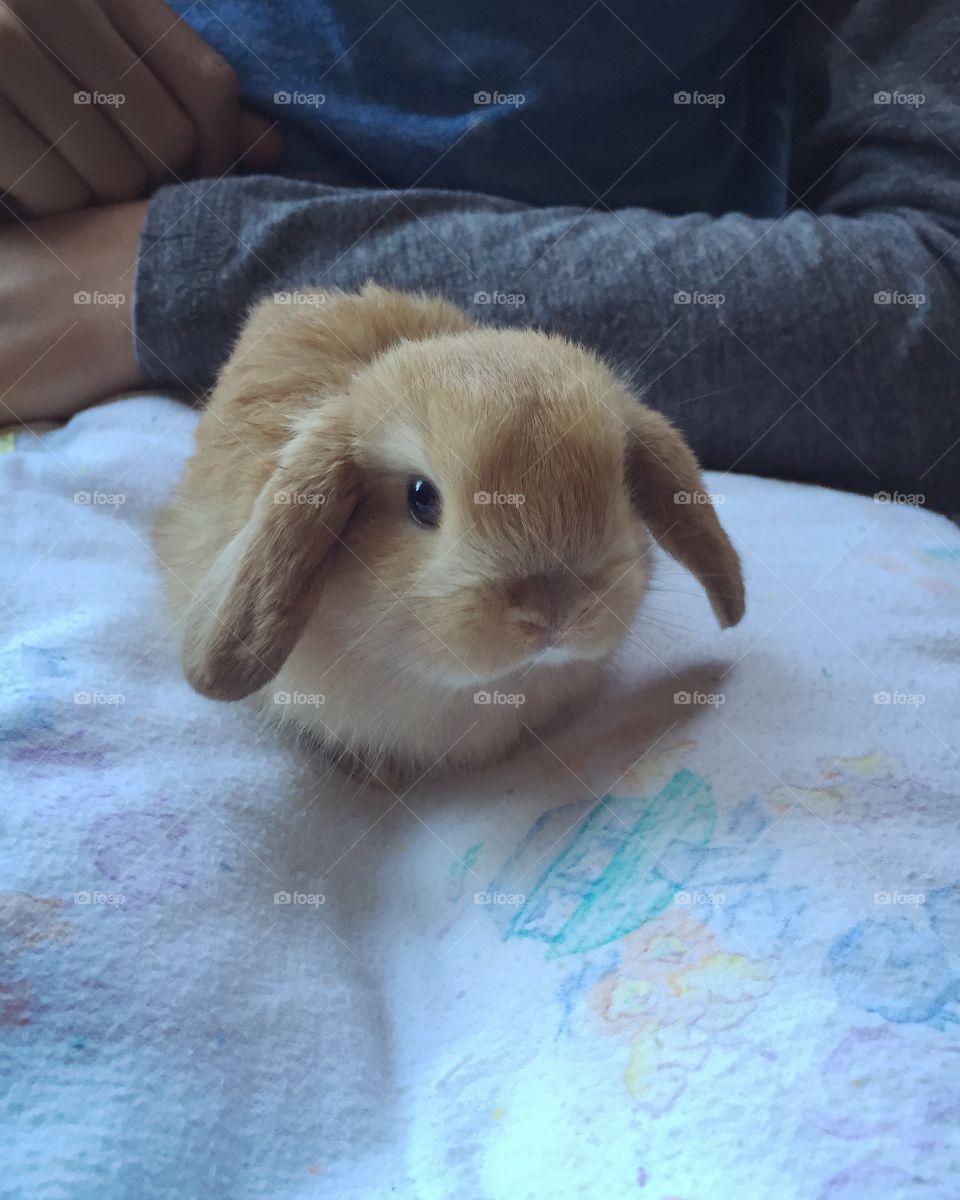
[
  {"left": 506, "top": 573, "right": 592, "bottom": 644},
  {"left": 514, "top": 615, "right": 558, "bottom": 646}
]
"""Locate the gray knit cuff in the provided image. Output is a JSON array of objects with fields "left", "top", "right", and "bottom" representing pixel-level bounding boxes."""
[{"left": 132, "top": 180, "right": 238, "bottom": 395}]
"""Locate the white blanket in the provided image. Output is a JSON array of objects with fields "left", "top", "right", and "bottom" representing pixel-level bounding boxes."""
[{"left": 3, "top": 395, "right": 960, "bottom": 1200}]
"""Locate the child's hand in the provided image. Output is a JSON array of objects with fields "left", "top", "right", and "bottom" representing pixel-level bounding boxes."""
[{"left": 0, "top": 0, "right": 282, "bottom": 218}]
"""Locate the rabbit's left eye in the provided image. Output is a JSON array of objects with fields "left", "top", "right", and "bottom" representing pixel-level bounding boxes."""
[{"left": 407, "top": 477, "right": 441, "bottom": 527}]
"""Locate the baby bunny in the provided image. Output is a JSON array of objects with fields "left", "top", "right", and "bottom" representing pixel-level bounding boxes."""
[{"left": 155, "top": 284, "right": 744, "bottom": 786}]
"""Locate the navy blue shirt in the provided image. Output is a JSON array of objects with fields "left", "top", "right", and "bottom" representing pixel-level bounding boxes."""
[{"left": 173, "top": 1, "right": 794, "bottom": 217}]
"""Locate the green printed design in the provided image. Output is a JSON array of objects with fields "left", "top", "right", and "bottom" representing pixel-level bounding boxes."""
[{"left": 504, "top": 769, "right": 716, "bottom": 957}]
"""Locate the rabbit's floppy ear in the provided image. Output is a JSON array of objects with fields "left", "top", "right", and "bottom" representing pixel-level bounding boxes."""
[
  {"left": 180, "top": 417, "right": 363, "bottom": 702},
  {"left": 624, "top": 405, "right": 745, "bottom": 628}
]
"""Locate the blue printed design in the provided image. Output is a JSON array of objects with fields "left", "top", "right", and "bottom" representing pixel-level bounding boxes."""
[{"left": 826, "top": 902, "right": 960, "bottom": 1028}]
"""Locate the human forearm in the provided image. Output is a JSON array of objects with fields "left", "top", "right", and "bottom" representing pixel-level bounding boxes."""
[{"left": 0, "top": 203, "right": 147, "bottom": 423}]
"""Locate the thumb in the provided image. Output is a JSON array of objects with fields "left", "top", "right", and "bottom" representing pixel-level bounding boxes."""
[{"left": 236, "top": 111, "right": 284, "bottom": 171}]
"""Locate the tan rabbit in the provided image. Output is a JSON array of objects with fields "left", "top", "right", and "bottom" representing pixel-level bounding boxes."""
[{"left": 154, "top": 284, "right": 744, "bottom": 787}]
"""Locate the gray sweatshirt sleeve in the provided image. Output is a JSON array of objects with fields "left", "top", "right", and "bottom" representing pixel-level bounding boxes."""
[{"left": 132, "top": 0, "right": 960, "bottom": 510}]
